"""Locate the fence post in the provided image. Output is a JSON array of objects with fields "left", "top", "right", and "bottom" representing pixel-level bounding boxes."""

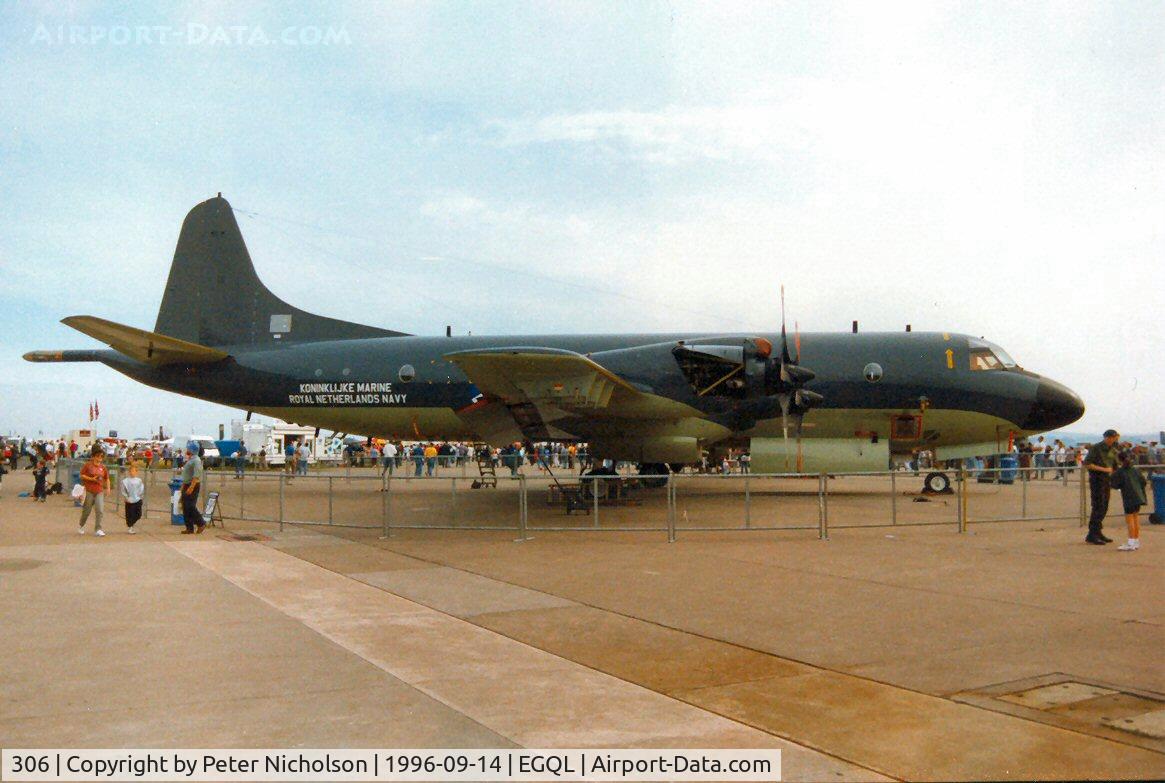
[
  {"left": 818, "top": 472, "right": 829, "bottom": 540},
  {"left": 1021, "top": 467, "right": 1028, "bottom": 519},
  {"left": 593, "top": 474, "right": 600, "bottom": 526},
  {"left": 327, "top": 476, "right": 333, "bottom": 525},
  {"left": 744, "top": 473, "right": 751, "bottom": 529},
  {"left": 278, "top": 472, "right": 285, "bottom": 532},
  {"left": 380, "top": 477, "right": 392, "bottom": 539},
  {"left": 667, "top": 474, "right": 677, "bottom": 543},
  {"left": 450, "top": 476, "right": 458, "bottom": 526},
  {"left": 1078, "top": 465, "right": 1087, "bottom": 527},
  {"left": 239, "top": 470, "right": 245, "bottom": 521},
  {"left": 140, "top": 467, "right": 148, "bottom": 520},
  {"left": 958, "top": 466, "right": 967, "bottom": 532},
  {"left": 890, "top": 470, "right": 897, "bottom": 525},
  {"left": 516, "top": 475, "right": 529, "bottom": 541}
]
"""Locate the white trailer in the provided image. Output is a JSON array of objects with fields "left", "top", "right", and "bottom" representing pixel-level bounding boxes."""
[
  {"left": 230, "top": 420, "right": 272, "bottom": 457},
  {"left": 256, "top": 420, "right": 336, "bottom": 466}
]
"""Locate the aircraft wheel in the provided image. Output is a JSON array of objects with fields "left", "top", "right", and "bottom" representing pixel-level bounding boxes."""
[
  {"left": 581, "top": 466, "right": 618, "bottom": 499},
  {"left": 638, "top": 463, "right": 669, "bottom": 488},
  {"left": 924, "top": 471, "right": 951, "bottom": 494}
]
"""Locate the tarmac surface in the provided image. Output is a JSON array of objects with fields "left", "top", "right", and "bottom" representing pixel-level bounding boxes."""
[{"left": 1, "top": 466, "right": 1163, "bottom": 781}]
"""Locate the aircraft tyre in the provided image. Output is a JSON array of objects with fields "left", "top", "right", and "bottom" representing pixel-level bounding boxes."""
[
  {"left": 924, "top": 471, "right": 952, "bottom": 494},
  {"left": 580, "top": 465, "right": 618, "bottom": 500},
  {"left": 638, "top": 462, "right": 669, "bottom": 488}
]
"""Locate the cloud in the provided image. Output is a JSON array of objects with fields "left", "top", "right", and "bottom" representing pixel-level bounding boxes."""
[
  {"left": 418, "top": 191, "right": 593, "bottom": 240},
  {"left": 485, "top": 104, "right": 804, "bottom": 165},
  {"left": 418, "top": 193, "right": 488, "bottom": 218},
  {"left": 3, "top": 1, "right": 1163, "bottom": 437}
]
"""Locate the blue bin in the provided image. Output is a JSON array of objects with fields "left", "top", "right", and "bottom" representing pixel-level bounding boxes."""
[
  {"left": 169, "top": 476, "right": 185, "bottom": 525},
  {"left": 999, "top": 455, "right": 1018, "bottom": 485},
  {"left": 1151, "top": 474, "right": 1165, "bottom": 525},
  {"left": 70, "top": 467, "right": 82, "bottom": 507}
]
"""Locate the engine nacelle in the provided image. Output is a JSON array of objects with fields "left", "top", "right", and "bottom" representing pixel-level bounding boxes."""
[{"left": 750, "top": 437, "right": 889, "bottom": 474}]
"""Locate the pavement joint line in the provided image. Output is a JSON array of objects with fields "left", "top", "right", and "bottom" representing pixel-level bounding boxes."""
[
  {"left": 263, "top": 531, "right": 1165, "bottom": 770},
  {"left": 9, "top": 493, "right": 1157, "bottom": 776},
  {"left": 255, "top": 537, "right": 896, "bottom": 781},
  {"left": 166, "top": 539, "right": 822, "bottom": 759},
  {"left": 339, "top": 533, "right": 1165, "bottom": 755},
  {"left": 153, "top": 542, "right": 548, "bottom": 748}
]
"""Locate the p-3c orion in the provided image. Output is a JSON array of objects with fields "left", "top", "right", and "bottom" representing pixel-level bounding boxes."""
[{"left": 25, "top": 195, "right": 1085, "bottom": 487}]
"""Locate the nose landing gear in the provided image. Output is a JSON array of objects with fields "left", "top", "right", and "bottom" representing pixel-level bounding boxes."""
[{"left": 923, "top": 471, "right": 952, "bottom": 494}]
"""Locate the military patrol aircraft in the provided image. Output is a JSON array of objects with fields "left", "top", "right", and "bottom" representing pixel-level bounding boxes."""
[{"left": 25, "top": 195, "right": 1084, "bottom": 489}]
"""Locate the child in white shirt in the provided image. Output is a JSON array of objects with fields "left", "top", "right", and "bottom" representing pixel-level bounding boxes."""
[{"left": 120, "top": 462, "right": 146, "bottom": 534}]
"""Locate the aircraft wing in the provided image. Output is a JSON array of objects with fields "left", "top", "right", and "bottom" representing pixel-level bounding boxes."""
[
  {"left": 445, "top": 347, "right": 696, "bottom": 421},
  {"left": 60, "top": 315, "right": 230, "bottom": 366}
]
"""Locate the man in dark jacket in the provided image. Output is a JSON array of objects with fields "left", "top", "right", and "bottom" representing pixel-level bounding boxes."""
[{"left": 1084, "top": 429, "right": 1120, "bottom": 544}]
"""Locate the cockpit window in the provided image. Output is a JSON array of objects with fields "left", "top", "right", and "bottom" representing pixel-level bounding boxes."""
[{"left": 968, "top": 338, "right": 1018, "bottom": 371}]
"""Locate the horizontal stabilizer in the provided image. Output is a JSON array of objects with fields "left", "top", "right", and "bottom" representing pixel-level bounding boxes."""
[{"left": 61, "top": 315, "right": 230, "bottom": 366}]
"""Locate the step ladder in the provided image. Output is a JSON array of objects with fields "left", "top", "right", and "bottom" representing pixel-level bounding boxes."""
[{"left": 471, "top": 450, "right": 498, "bottom": 489}]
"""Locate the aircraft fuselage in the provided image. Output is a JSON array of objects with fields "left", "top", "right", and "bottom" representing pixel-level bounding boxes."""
[{"left": 90, "top": 329, "right": 1081, "bottom": 460}]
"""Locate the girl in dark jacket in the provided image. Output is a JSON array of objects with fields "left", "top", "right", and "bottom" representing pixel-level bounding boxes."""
[{"left": 1109, "top": 452, "right": 1147, "bottom": 551}]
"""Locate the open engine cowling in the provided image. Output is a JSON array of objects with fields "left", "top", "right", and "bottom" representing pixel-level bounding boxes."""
[{"left": 673, "top": 337, "right": 822, "bottom": 414}]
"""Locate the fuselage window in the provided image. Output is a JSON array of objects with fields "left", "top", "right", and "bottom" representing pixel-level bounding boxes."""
[
  {"left": 399, "top": 364, "right": 416, "bottom": 383},
  {"left": 863, "top": 363, "right": 883, "bottom": 382}
]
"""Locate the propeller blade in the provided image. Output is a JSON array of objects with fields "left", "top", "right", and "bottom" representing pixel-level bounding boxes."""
[
  {"left": 794, "top": 388, "right": 824, "bottom": 409},
  {"left": 785, "top": 365, "right": 816, "bottom": 384},
  {"left": 780, "top": 393, "right": 790, "bottom": 471},
  {"left": 794, "top": 413, "right": 805, "bottom": 473},
  {"left": 779, "top": 284, "right": 792, "bottom": 364}
]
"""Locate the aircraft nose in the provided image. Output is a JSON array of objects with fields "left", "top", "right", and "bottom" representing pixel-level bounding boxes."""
[{"left": 1023, "top": 377, "right": 1085, "bottom": 431}]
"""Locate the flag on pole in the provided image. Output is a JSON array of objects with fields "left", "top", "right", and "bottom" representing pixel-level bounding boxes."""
[
  {"left": 94, "top": 400, "right": 100, "bottom": 419},
  {"left": 89, "top": 403, "right": 94, "bottom": 422}
]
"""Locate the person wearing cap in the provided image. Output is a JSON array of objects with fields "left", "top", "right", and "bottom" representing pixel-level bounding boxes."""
[
  {"left": 179, "top": 440, "right": 206, "bottom": 534},
  {"left": 1083, "top": 429, "right": 1121, "bottom": 545}
]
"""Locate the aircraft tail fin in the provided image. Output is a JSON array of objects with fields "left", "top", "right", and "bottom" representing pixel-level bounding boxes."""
[{"left": 154, "top": 195, "right": 408, "bottom": 347}]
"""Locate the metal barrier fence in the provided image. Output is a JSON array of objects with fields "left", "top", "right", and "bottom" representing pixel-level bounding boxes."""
[{"left": 51, "top": 460, "right": 1164, "bottom": 542}]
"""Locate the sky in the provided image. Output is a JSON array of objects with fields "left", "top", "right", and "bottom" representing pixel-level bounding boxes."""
[{"left": 1, "top": 1, "right": 1162, "bottom": 441}]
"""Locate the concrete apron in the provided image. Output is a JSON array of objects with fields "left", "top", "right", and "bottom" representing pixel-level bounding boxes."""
[
  {"left": 251, "top": 535, "right": 1165, "bottom": 782},
  {"left": 170, "top": 539, "right": 881, "bottom": 782}
]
